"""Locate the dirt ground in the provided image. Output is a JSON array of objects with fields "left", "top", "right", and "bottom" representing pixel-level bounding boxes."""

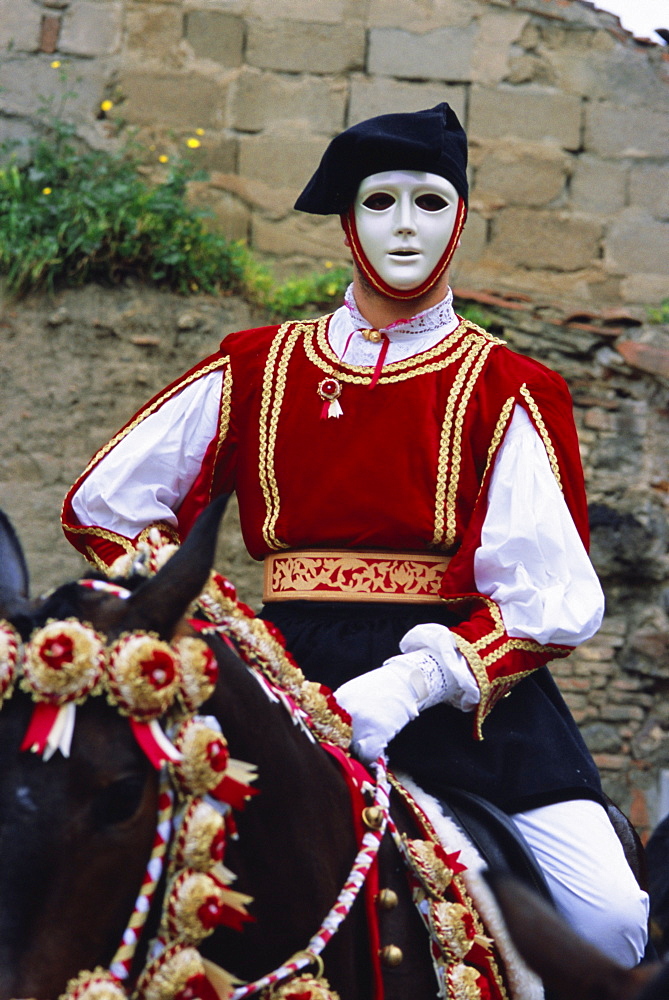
[{"left": 0, "top": 279, "right": 268, "bottom": 606}]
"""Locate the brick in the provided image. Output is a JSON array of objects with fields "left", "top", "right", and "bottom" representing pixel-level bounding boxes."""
[
  {"left": 59, "top": 1, "right": 123, "bottom": 57},
  {"left": 629, "top": 165, "right": 669, "bottom": 221},
  {"left": 570, "top": 155, "right": 627, "bottom": 215},
  {"left": 471, "top": 141, "right": 567, "bottom": 209},
  {"left": 121, "top": 72, "right": 228, "bottom": 129},
  {"left": 605, "top": 209, "right": 669, "bottom": 277},
  {"left": 601, "top": 705, "right": 646, "bottom": 723},
  {"left": 489, "top": 208, "right": 603, "bottom": 271},
  {"left": 469, "top": 85, "right": 582, "bottom": 150},
  {"left": 124, "top": 6, "right": 185, "bottom": 59},
  {"left": 231, "top": 68, "right": 347, "bottom": 134},
  {"left": 348, "top": 77, "right": 466, "bottom": 127},
  {"left": 621, "top": 274, "right": 669, "bottom": 306},
  {"left": 0, "top": 0, "right": 42, "bottom": 52},
  {"left": 238, "top": 130, "right": 330, "bottom": 189},
  {"left": 368, "top": 25, "right": 477, "bottom": 82},
  {"left": 247, "top": 19, "right": 365, "bottom": 74},
  {"left": 0, "top": 57, "right": 105, "bottom": 120},
  {"left": 593, "top": 753, "right": 628, "bottom": 770},
  {"left": 252, "top": 212, "right": 346, "bottom": 260},
  {"left": 184, "top": 11, "right": 245, "bottom": 66},
  {"left": 40, "top": 15, "right": 60, "bottom": 54},
  {"left": 585, "top": 102, "right": 669, "bottom": 159},
  {"left": 552, "top": 34, "right": 665, "bottom": 108}
]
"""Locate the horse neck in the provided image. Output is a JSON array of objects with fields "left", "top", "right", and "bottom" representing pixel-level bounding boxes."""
[{"left": 203, "top": 639, "right": 360, "bottom": 982}]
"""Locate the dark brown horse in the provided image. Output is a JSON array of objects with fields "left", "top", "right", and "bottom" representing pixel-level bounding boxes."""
[{"left": 0, "top": 500, "right": 504, "bottom": 1000}]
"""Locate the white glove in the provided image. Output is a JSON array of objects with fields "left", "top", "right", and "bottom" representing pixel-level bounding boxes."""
[{"left": 334, "top": 658, "right": 428, "bottom": 765}]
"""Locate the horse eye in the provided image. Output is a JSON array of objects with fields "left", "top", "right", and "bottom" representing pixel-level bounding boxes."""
[
  {"left": 362, "top": 192, "right": 395, "bottom": 211},
  {"left": 92, "top": 775, "right": 147, "bottom": 827},
  {"left": 415, "top": 194, "right": 448, "bottom": 211}
]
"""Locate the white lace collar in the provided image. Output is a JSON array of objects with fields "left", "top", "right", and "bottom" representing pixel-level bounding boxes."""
[{"left": 343, "top": 283, "right": 457, "bottom": 341}]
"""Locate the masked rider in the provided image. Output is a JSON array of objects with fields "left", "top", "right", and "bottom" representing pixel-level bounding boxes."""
[{"left": 62, "top": 105, "right": 648, "bottom": 965}]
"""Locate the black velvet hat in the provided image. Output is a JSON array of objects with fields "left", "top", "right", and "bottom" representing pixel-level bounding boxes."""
[{"left": 294, "top": 103, "right": 468, "bottom": 215}]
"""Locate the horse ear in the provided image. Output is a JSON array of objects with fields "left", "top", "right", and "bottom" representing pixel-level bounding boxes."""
[
  {"left": 0, "top": 508, "right": 31, "bottom": 620},
  {"left": 483, "top": 870, "right": 653, "bottom": 1000},
  {"left": 118, "top": 495, "right": 230, "bottom": 639}
]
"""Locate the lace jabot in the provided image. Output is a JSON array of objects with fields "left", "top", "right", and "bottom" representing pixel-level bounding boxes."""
[{"left": 343, "top": 283, "right": 457, "bottom": 340}]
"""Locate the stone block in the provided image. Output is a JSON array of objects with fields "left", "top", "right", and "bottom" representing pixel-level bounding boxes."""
[
  {"left": 368, "top": 25, "right": 477, "bottom": 82},
  {"left": 585, "top": 102, "right": 669, "bottom": 159},
  {"left": 184, "top": 11, "right": 245, "bottom": 66},
  {"left": 238, "top": 130, "right": 328, "bottom": 189},
  {"left": 0, "top": 0, "right": 42, "bottom": 52},
  {"left": 470, "top": 10, "right": 529, "bottom": 86},
  {"left": 489, "top": 208, "right": 603, "bottom": 271},
  {"left": 121, "top": 72, "right": 228, "bottom": 129},
  {"left": 471, "top": 141, "right": 568, "bottom": 208},
  {"left": 469, "top": 85, "right": 582, "bottom": 150},
  {"left": 348, "top": 76, "right": 466, "bottom": 127},
  {"left": 59, "top": 1, "right": 124, "bottom": 57},
  {"left": 454, "top": 210, "right": 487, "bottom": 264},
  {"left": 621, "top": 274, "right": 669, "bottom": 306},
  {"left": 231, "top": 68, "right": 347, "bottom": 134},
  {"left": 196, "top": 136, "right": 239, "bottom": 176},
  {"left": 40, "top": 15, "right": 61, "bottom": 54},
  {"left": 187, "top": 182, "right": 251, "bottom": 242},
  {"left": 125, "top": 5, "right": 184, "bottom": 60},
  {"left": 252, "top": 212, "right": 346, "bottom": 260},
  {"left": 570, "top": 155, "right": 627, "bottom": 215},
  {"left": 0, "top": 57, "right": 106, "bottom": 122},
  {"left": 368, "top": 0, "right": 479, "bottom": 31},
  {"left": 247, "top": 19, "right": 365, "bottom": 74},
  {"left": 630, "top": 165, "right": 669, "bottom": 221},
  {"left": 246, "top": 0, "right": 356, "bottom": 25},
  {"left": 605, "top": 208, "right": 669, "bottom": 277}
]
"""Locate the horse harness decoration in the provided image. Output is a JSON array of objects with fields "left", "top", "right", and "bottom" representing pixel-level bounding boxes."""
[{"left": 0, "top": 557, "right": 512, "bottom": 1000}]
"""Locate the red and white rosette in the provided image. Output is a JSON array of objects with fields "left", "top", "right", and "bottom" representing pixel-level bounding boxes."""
[
  {"left": 171, "top": 717, "right": 257, "bottom": 809},
  {"left": 106, "top": 632, "right": 183, "bottom": 769},
  {"left": 136, "top": 942, "right": 225, "bottom": 1000},
  {"left": 173, "top": 799, "right": 227, "bottom": 872},
  {"left": 174, "top": 636, "right": 219, "bottom": 713},
  {"left": 0, "top": 620, "right": 20, "bottom": 707},
  {"left": 164, "top": 869, "right": 229, "bottom": 943},
  {"left": 20, "top": 619, "right": 106, "bottom": 759},
  {"left": 61, "top": 967, "right": 128, "bottom": 1000}
]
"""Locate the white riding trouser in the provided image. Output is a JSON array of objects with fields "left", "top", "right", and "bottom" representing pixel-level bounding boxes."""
[{"left": 511, "top": 798, "right": 649, "bottom": 968}]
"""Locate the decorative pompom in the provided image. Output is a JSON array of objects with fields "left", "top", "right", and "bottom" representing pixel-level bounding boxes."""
[
  {"left": 107, "top": 632, "right": 181, "bottom": 721},
  {"left": 60, "top": 967, "right": 128, "bottom": 1000},
  {"left": 136, "top": 943, "right": 214, "bottom": 1000},
  {"left": 171, "top": 718, "right": 230, "bottom": 797},
  {"left": 174, "top": 636, "right": 219, "bottom": 712},
  {"left": 0, "top": 620, "right": 20, "bottom": 705},
  {"left": 262, "top": 975, "right": 341, "bottom": 1000},
  {"left": 429, "top": 901, "right": 477, "bottom": 961},
  {"left": 164, "top": 869, "right": 228, "bottom": 943},
  {"left": 22, "top": 620, "right": 105, "bottom": 705},
  {"left": 174, "top": 798, "right": 226, "bottom": 871},
  {"left": 447, "top": 962, "right": 489, "bottom": 1000}
]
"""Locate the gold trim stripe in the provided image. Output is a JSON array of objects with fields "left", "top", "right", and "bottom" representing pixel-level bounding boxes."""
[
  {"left": 519, "top": 383, "right": 563, "bottom": 491},
  {"left": 263, "top": 549, "right": 452, "bottom": 603}
]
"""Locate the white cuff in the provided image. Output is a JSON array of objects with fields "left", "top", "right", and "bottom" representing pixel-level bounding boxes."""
[{"left": 390, "top": 623, "right": 481, "bottom": 712}]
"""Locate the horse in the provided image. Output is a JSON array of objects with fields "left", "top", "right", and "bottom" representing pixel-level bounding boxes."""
[
  {"left": 0, "top": 499, "right": 522, "bottom": 1000},
  {"left": 486, "top": 872, "right": 669, "bottom": 1000}
]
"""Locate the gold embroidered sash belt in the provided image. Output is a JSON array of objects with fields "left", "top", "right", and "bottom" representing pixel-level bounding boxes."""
[{"left": 263, "top": 549, "right": 451, "bottom": 603}]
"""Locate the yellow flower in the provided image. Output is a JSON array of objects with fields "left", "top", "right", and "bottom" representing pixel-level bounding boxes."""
[
  {"left": 159, "top": 154, "right": 169, "bottom": 163},
  {"left": 42, "top": 187, "right": 52, "bottom": 195},
  {"left": 186, "top": 137, "right": 201, "bottom": 149},
  {"left": 195, "top": 128, "right": 205, "bottom": 136},
  {"left": 100, "top": 99, "right": 114, "bottom": 112},
  {"left": 50, "top": 60, "right": 61, "bottom": 68},
  {"left": 326, "top": 283, "right": 337, "bottom": 297},
  {"left": 324, "top": 260, "right": 333, "bottom": 269}
]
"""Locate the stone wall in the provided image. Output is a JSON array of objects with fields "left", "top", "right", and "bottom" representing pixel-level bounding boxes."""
[{"left": 1, "top": 0, "right": 669, "bottom": 307}]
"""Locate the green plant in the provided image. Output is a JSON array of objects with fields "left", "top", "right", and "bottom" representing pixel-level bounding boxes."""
[{"left": 646, "top": 299, "right": 669, "bottom": 324}]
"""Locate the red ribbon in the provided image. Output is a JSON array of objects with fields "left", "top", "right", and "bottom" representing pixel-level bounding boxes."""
[
  {"left": 130, "top": 718, "right": 174, "bottom": 770},
  {"left": 20, "top": 703, "right": 61, "bottom": 754},
  {"left": 368, "top": 334, "right": 390, "bottom": 390}
]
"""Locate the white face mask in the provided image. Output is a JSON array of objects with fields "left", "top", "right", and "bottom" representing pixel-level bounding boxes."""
[{"left": 353, "top": 170, "right": 461, "bottom": 292}]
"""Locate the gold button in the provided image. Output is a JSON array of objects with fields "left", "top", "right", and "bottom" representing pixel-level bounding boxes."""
[
  {"left": 377, "top": 888, "right": 399, "bottom": 910},
  {"left": 362, "top": 806, "right": 384, "bottom": 829},
  {"left": 380, "top": 945, "right": 404, "bottom": 967},
  {"left": 362, "top": 329, "right": 383, "bottom": 343}
]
